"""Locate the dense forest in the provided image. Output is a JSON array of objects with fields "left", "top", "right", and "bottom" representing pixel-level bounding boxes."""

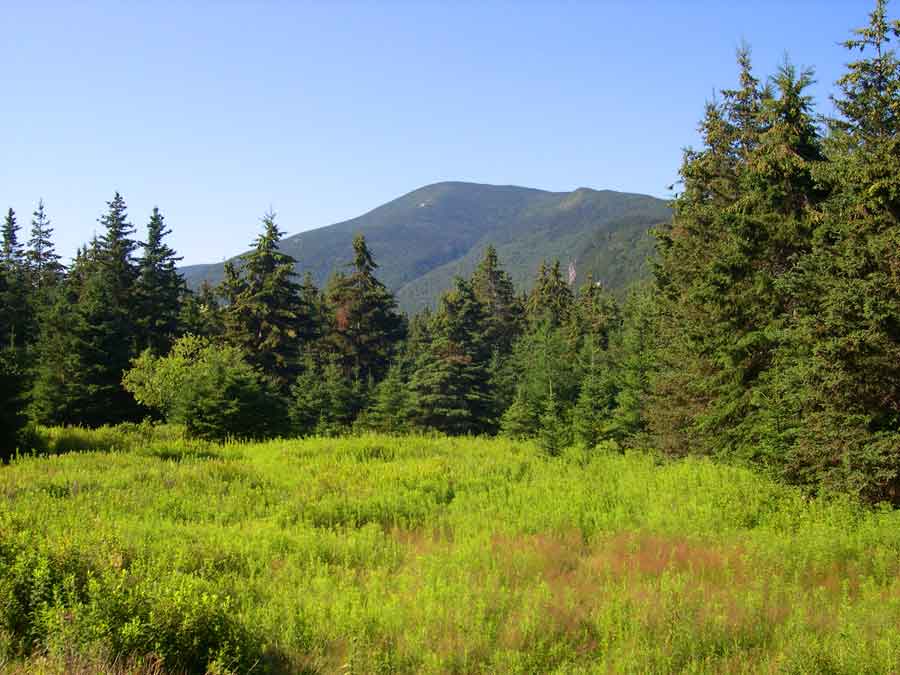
[{"left": 2, "top": 2, "right": 899, "bottom": 505}]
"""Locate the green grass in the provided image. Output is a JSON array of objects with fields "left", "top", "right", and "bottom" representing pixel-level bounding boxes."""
[{"left": 3, "top": 429, "right": 900, "bottom": 673}]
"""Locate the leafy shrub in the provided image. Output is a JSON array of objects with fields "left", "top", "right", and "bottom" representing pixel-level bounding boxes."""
[
  {"left": 124, "top": 335, "right": 288, "bottom": 442},
  {"left": 0, "top": 538, "right": 260, "bottom": 673}
]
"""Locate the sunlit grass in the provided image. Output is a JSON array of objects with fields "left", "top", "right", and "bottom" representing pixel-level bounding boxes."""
[{"left": 2, "top": 429, "right": 900, "bottom": 673}]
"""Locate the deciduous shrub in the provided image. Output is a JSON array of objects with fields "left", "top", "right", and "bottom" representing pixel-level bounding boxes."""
[{"left": 124, "top": 335, "right": 287, "bottom": 442}]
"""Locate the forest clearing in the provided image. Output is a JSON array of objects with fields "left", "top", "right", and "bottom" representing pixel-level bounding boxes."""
[{"left": 3, "top": 428, "right": 900, "bottom": 673}]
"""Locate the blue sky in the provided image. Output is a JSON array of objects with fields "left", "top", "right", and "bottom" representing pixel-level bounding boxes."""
[{"left": 1, "top": 1, "right": 874, "bottom": 265}]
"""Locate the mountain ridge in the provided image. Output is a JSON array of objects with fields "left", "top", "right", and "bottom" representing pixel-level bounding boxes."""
[{"left": 180, "top": 181, "right": 671, "bottom": 313}]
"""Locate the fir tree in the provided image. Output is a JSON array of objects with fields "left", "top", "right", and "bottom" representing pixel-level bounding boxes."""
[
  {"left": 365, "top": 363, "right": 413, "bottom": 433},
  {"left": 776, "top": 1, "right": 900, "bottom": 500},
  {"left": 572, "top": 335, "right": 617, "bottom": 448},
  {"left": 0, "top": 208, "right": 32, "bottom": 349},
  {"left": 500, "top": 385, "right": 540, "bottom": 439},
  {"left": 26, "top": 199, "right": 64, "bottom": 289},
  {"left": 0, "top": 348, "right": 27, "bottom": 461},
  {"left": 223, "top": 211, "right": 313, "bottom": 390},
  {"left": 325, "top": 234, "right": 405, "bottom": 382},
  {"left": 526, "top": 259, "right": 573, "bottom": 328},
  {"left": 179, "top": 280, "right": 223, "bottom": 338},
  {"left": 471, "top": 245, "right": 523, "bottom": 355},
  {"left": 2, "top": 208, "right": 24, "bottom": 265},
  {"left": 410, "top": 278, "right": 493, "bottom": 434},
  {"left": 135, "top": 207, "right": 185, "bottom": 354}
]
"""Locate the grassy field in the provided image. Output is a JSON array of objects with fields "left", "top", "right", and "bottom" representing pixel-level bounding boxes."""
[{"left": 3, "top": 428, "right": 900, "bottom": 673}]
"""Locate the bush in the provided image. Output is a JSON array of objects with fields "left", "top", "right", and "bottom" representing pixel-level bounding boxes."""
[{"left": 124, "top": 335, "right": 288, "bottom": 442}]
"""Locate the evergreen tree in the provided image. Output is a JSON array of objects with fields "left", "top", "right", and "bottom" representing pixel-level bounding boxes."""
[
  {"left": 471, "top": 245, "right": 523, "bottom": 355},
  {"left": 29, "top": 277, "right": 92, "bottom": 426},
  {"left": 526, "top": 260, "right": 574, "bottom": 328},
  {"left": 364, "top": 363, "right": 413, "bottom": 433},
  {"left": 222, "top": 212, "right": 313, "bottom": 389},
  {"left": 568, "top": 275, "right": 620, "bottom": 350},
  {"left": 776, "top": 2, "right": 900, "bottom": 500},
  {"left": 96, "top": 192, "right": 139, "bottom": 305},
  {"left": 410, "top": 278, "right": 493, "bottom": 434},
  {"left": 572, "top": 334, "right": 617, "bottom": 448},
  {"left": 325, "top": 234, "right": 405, "bottom": 382},
  {"left": 605, "top": 285, "right": 659, "bottom": 443},
  {"left": 30, "top": 194, "right": 144, "bottom": 426},
  {"left": 538, "top": 392, "right": 570, "bottom": 457},
  {"left": 289, "top": 355, "right": 365, "bottom": 435},
  {"left": 179, "top": 280, "right": 224, "bottom": 338},
  {"left": 2, "top": 208, "right": 24, "bottom": 265},
  {"left": 0, "top": 208, "right": 31, "bottom": 349},
  {"left": 650, "top": 50, "right": 823, "bottom": 458},
  {"left": 0, "top": 348, "right": 27, "bottom": 461},
  {"left": 135, "top": 207, "right": 185, "bottom": 354},
  {"left": 500, "top": 385, "right": 540, "bottom": 439},
  {"left": 26, "top": 199, "right": 64, "bottom": 290}
]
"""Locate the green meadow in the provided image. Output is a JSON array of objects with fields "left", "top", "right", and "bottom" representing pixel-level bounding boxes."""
[{"left": 3, "top": 429, "right": 900, "bottom": 673}]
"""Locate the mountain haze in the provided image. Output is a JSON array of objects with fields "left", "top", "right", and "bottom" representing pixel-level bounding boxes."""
[{"left": 181, "top": 182, "right": 671, "bottom": 313}]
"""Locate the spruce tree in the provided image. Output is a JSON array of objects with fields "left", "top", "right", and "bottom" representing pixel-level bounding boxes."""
[
  {"left": 223, "top": 211, "right": 313, "bottom": 390},
  {"left": 26, "top": 199, "right": 64, "bottom": 290},
  {"left": 31, "top": 194, "right": 144, "bottom": 426},
  {"left": 500, "top": 385, "right": 540, "bottom": 439},
  {"left": 471, "top": 245, "right": 523, "bottom": 355},
  {"left": 0, "top": 208, "right": 32, "bottom": 349},
  {"left": 179, "top": 280, "right": 223, "bottom": 338},
  {"left": 2, "top": 208, "right": 24, "bottom": 264},
  {"left": 0, "top": 348, "right": 27, "bottom": 461},
  {"left": 325, "top": 234, "right": 405, "bottom": 382},
  {"left": 135, "top": 207, "right": 185, "bottom": 354},
  {"left": 410, "top": 278, "right": 493, "bottom": 434},
  {"left": 776, "top": 1, "right": 900, "bottom": 500},
  {"left": 29, "top": 277, "right": 92, "bottom": 426},
  {"left": 364, "top": 363, "right": 413, "bottom": 433},
  {"left": 650, "top": 50, "right": 823, "bottom": 458},
  {"left": 526, "top": 259, "right": 573, "bottom": 327},
  {"left": 572, "top": 334, "right": 617, "bottom": 448}
]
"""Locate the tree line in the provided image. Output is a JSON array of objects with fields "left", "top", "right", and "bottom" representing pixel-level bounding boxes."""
[{"left": 2, "top": 2, "right": 899, "bottom": 503}]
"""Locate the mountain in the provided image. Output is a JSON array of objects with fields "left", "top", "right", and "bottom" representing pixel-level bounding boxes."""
[{"left": 180, "top": 182, "right": 671, "bottom": 314}]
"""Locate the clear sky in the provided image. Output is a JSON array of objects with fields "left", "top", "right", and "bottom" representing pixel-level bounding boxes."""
[{"left": 1, "top": 0, "right": 875, "bottom": 265}]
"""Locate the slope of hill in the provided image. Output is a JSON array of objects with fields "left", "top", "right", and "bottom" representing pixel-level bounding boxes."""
[{"left": 180, "top": 182, "right": 671, "bottom": 313}]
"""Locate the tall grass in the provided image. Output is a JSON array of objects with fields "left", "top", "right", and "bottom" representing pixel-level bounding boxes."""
[{"left": 2, "top": 430, "right": 900, "bottom": 673}]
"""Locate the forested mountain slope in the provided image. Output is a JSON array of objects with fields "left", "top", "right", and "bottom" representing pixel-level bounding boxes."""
[{"left": 181, "top": 182, "right": 670, "bottom": 313}]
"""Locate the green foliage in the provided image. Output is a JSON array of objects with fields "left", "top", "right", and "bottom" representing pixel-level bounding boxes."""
[
  {"left": 181, "top": 182, "right": 672, "bottom": 315},
  {"left": 123, "top": 335, "right": 287, "bottom": 442},
  {"left": 30, "top": 194, "right": 146, "bottom": 427},
  {"left": 324, "top": 233, "right": 405, "bottom": 382},
  {"left": 25, "top": 199, "right": 64, "bottom": 291},
  {"left": 179, "top": 279, "right": 223, "bottom": 338},
  {"left": 0, "top": 208, "right": 34, "bottom": 350},
  {"left": 362, "top": 363, "right": 414, "bottom": 433},
  {"left": 537, "top": 393, "right": 570, "bottom": 456},
  {"left": 0, "top": 348, "right": 27, "bottom": 461},
  {"left": 526, "top": 259, "right": 573, "bottom": 327},
  {"left": 410, "top": 278, "right": 494, "bottom": 434},
  {"left": 6, "top": 431, "right": 900, "bottom": 672},
  {"left": 221, "top": 211, "right": 314, "bottom": 390},
  {"left": 500, "top": 386, "right": 540, "bottom": 439},
  {"left": 470, "top": 244, "right": 524, "bottom": 355},
  {"left": 289, "top": 356, "right": 366, "bottom": 436},
  {"left": 572, "top": 336, "right": 617, "bottom": 448},
  {"left": 134, "top": 207, "right": 185, "bottom": 355}
]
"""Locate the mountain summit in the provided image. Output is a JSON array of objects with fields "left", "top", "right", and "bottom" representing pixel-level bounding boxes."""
[{"left": 180, "top": 181, "right": 671, "bottom": 313}]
